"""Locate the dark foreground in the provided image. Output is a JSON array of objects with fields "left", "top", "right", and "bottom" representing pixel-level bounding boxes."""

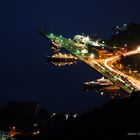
[{"left": 1, "top": 92, "right": 140, "bottom": 139}]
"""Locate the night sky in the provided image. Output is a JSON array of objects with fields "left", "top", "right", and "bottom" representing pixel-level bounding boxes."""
[{"left": 0, "top": 0, "right": 140, "bottom": 112}]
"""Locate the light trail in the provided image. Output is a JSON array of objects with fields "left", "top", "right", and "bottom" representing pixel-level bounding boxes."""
[{"left": 104, "top": 50, "right": 140, "bottom": 91}]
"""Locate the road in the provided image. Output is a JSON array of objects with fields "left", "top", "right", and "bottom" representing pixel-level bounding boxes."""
[{"left": 104, "top": 50, "right": 140, "bottom": 91}]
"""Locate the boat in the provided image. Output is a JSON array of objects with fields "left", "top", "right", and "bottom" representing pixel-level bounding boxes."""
[
  {"left": 47, "top": 53, "right": 78, "bottom": 62},
  {"left": 83, "top": 77, "right": 113, "bottom": 90}
]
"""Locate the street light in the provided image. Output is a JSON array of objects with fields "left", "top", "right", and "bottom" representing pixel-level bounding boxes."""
[
  {"left": 90, "top": 54, "right": 94, "bottom": 59},
  {"left": 137, "top": 46, "right": 140, "bottom": 51}
]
